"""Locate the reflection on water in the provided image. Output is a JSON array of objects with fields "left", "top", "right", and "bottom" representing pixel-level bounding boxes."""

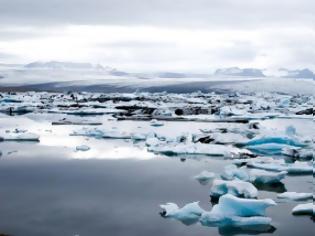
[{"left": 0, "top": 115, "right": 313, "bottom": 236}]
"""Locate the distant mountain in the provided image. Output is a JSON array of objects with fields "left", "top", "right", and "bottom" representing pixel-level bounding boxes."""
[
  {"left": 280, "top": 68, "right": 314, "bottom": 79},
  {"left": 109, "top": 68, "right": 129, "bottom": 76},
  {"left": 215, "top": 67, "right": 265, "bottom": 77},
  {"left": 25, "top": 61, "right": 98, "bottom": 70}
]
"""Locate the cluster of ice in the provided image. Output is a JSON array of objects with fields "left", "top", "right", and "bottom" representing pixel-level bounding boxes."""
[{"left": 161, "top": 194, "right": 276, "bottom": 227}]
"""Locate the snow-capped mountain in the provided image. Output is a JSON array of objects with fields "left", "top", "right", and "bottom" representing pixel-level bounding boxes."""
[
  {"left": 280, "top": 68, "right": 314, "bottom": 79},
  {"left": 214, "top": 67, "right": 265, "bottom": 77}
]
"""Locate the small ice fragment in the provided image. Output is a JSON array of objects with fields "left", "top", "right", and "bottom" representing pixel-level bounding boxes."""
[
  {"left": 277, "top": 192, "right": 313, "bottom": 201},
  {"left": 76, "top": 145, "right": 90, "bottom": 151},
  {"left": 150, "top": 119, "right": 164, "bottom": 127}
]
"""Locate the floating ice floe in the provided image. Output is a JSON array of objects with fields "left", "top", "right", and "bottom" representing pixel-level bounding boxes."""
[
  {"left": 160, "top": 194, "right": 276, "bottom": 227},
  {"left": 210, "top": 179, "right": 258, "bottom": 198},
  {"left": 194, "top": 171, "right": 216, "bottom": 185},
  {"left": 221, "top": 164, "right": 250, "bottom": 181},
  {"left": 239, "top": 136, "right": 306, "bottom": 155},
  {"left": 52, "top": 119, "right": 102, "bottom": 125},
  {"left": 292, "top": 203, "right": 314, "bottom": 215},
  {"left": 247, "top": 158, "right": 312, "bottom": 174},
  {"left": 76, "top": 145, "right": 90, "bottom": 151},
  {"left": 249, "top": 169, "right": 287, "bottom": 184},
  {"left": 1, "top": 132, "right": 40, "bottom": 142},
  {"left": 277, "top": 192, "right": 313, "bottom": 201}
]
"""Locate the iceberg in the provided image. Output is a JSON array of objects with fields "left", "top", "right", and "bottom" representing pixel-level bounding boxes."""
[
  {"left": 160, "top": 202, "right": 205, "bottom": 225},
  {"left": 210, "top": 179, "right": 258, "bottom": 198},
  {"left": 160, "top": 194, "right": 276, "bottom": 227},
  {"left": 277, "top": 192, "right": 313, "bottom": 201},
  {"left": 194, "top": 171, "right": 216, "bottom": 185},
  {"left": 200, "top": 194, "right": 276, "bottom": 227},
  {"left": 292, "top": 203, "right": 314, "bottom": 215},
  {"left": 249, "top": 169, "right": 287, "bottom": 184},
  {"left": 221, "top": 164, "right": 250, "bottom": 181}
]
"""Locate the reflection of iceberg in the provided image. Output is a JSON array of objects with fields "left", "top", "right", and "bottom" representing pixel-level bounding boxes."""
[
  {"left": 210, "top": 179, "right": 258, "bottom": 198},
  {"left": 194, "top": 171, "right": 216, "bottom": 185}
]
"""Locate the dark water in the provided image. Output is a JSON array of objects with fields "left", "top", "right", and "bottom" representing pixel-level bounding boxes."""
[{"left": 0, "top": 142, "right": 313, "bottom": 236}]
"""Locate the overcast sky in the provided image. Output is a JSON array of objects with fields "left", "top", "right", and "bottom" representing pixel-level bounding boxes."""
[{"left": 0, "top": 0, "right": 314, "bottom": 72}]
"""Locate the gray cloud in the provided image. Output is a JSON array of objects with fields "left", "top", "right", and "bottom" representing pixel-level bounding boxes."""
[{"left": 0, "top": 0, "right": 314, "bottom": 29}]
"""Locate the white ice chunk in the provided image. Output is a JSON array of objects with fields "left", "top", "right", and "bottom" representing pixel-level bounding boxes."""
[
  {"left": 210, "top": 179, "right": 258, "bottom": 198},
  {"left": 292, "top": 203, "right": 314, "bottom": 215},
  {"left": 277, "top": 192, "right": 313, "bottom": 201}
]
